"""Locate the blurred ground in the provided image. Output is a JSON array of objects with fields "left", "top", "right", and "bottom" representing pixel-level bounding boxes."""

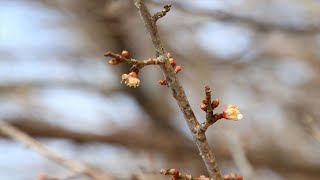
[{"left": 0, "top": 0, "right": 320, "bottom": 179}]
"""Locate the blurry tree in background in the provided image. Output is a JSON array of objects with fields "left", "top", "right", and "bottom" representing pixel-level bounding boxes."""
[{"left": 0, "top": 0, "right": 320, "bottom": 179}]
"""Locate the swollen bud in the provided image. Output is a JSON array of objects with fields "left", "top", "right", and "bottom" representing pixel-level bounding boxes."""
[
  {"left": 200, "top": 104, "right": 207, "bottom": 111},
  {"left": 108, "top": 58, "right": 121, "bottom": 65},
  {"left": 212, "top": 99, "right": 220, "bottom": 109},
  {"left": 159, "top": 80, "right": 168, "bottom": 85},
  {"left": 175, "top": 66, "right": 182, "bottom": 73},
  {"left": 121, "top": 50, "right": 129, "bottom": 58},
  {"left": 169, "top": 58, "right": 176, "bottom": 67}
]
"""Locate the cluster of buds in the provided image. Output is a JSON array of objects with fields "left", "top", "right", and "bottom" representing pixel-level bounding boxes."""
[
  {"left": 168, "top": 53, "right": 182, "bottom": 74},
  {"left": 223, "top": 173, "right": 243, "bottom": 180},
  {"left": 121, "top": 71, "right": 140, "bottom": 88},
  {"left": 105, "top": 50, "right": 130, "bottom": 65},
  {"left": 200, "top": 98, "right": 220, "bottom": 112},
  {"left": 200, "top": 89, "right": 242, "bottom": 122},
  {"left": 159, "top": 53, "right": 181, "bottom": 86}
]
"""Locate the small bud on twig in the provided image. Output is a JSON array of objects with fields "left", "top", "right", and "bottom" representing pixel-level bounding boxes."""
[
  {"left": 121, "top": 50, "right": 129, "bottom": 58},
  {"left": 202, "top": 98, "right": 209, "bottom": 105},
  {"left": 108, "top": 58, "right": 122, "bottom": 65},
  {"left": 223, "top": 173, "right": 243, "bottom": 180},
  {"left": 200, "top": 104, "right": 207, "bottom": 111},
  {"left": 169, "top": 58, "right": 176, "bottom": 67},
  {"left": 175, "top": 66, "right": 182, "bottom": 73},
  {"left": 212, "top": 99, "right": 220, "bottom": 109},
  {"left": 159, "top": 80, "right": 168, "bottom": 85}
]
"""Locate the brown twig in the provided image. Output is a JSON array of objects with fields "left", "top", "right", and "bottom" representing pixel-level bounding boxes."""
[
  {"left": 200, "top": 87, "right": 224, "bottom": 132},
  {"left": 133, "top": 0, "right": 223, "bottom": 179},
  {"left": 104, "top": 51, "right": 162, "bottom": 66},
  {"left": 205, "top": 86, "right": 214, "bottom": 123},
  {"left": 0, "top": 120, "right": 112, "bottom": 180},
  {"left": 160, "top": 169, "right": 210, "bottom": 180},
  {"left": 152, "top": 3, "right": 172, "bottom": 22}
]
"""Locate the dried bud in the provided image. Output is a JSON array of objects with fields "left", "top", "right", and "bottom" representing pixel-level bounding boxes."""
[
  {"left": 200, "top": 104, "right": 207, "bottom": 111},
  {"left": 222, "top": 104, "right": 243, "bottom": 121},
  {"left": 175, "top": 66, "right": 182, "bottom": 73},
  {"left": 212, "top": 99, "right": 220, "bottom": 109},
  {"left": 121, "top": 50, "right": 129, "bottom": 58},
  {"left": 169, "top": 58, "right": 176, "bottom": 67},
  {"left": 202, "top": 98, "right": 209, "bottom": 105},
  {"left": 159, "top": 80, "right": 168, "bottom": 85},
  {"left": 108, "top": 58, "right": 121, "bottom": 65},
  {"left": 121, "top": 72, "right": 140, "bottom": 88}
]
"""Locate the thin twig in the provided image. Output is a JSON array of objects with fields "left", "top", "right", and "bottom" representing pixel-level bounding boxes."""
[
  {"left": 152, "top": 3, "right": 172, "bottom": 22},
  {"left": 160, "top": 169, "right": 210, "bottom": 180},
  {"left": 132, "top": 0, "right": 223, "bottom": 179},
  {"left": 0, "top": 120, "right": 112, "bottom": 180},
  {"left": 205, "top": 86, "right": 214, "bottom": 123},
  {"left": 104, "top": 51, "right": 162, "bottom": 66},
  {"left": 201, "top": 87, "right": 223, "bottom": 132}
]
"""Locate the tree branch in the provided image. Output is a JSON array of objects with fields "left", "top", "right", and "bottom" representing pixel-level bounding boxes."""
[
  {"left": 0, "top": 120, "right": 112, "bottom": 180},
  {"left": 132, "top": 1, "right": 223, "bottom": 179}
]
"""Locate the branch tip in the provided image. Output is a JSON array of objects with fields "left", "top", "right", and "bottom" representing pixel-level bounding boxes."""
[{"left": 152, "top": 3, "right": 172, "bottom": 22}]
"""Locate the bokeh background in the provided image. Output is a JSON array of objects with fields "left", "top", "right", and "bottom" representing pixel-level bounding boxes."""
[{"left": 1, "top": 0, "right": 320, "bottom": 179}]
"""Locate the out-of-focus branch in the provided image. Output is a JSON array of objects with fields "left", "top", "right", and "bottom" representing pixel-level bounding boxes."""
[
  {"left": 150, "top": 1, "right": 320, "bottom": 34},
  {"left": 0, "top": 120, "right": 112, "bottom": 180},
  {"left": 0, "top": 119, "right": 196, "bottom": 156},
  {"left": 227, "top": 131, "right": 254, "bottom": 180},
  {"left": 302, "top": 115, "right": 320, "bottom": 143},
  {"left": 132, "top": 1, "right": 223, "bottom": 179}
]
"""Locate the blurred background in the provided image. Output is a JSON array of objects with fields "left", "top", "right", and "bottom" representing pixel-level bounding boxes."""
[{"left": 1, "top": 0, "right": 320, "bottom": 179}]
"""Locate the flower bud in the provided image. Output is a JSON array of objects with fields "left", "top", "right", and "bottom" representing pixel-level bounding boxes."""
[
  {"left": 175, "top": 66, "right": 182, "bottom": 73},
  {"left": 108, "top": 58, "right": 121, "bottom": 65},
  {"left": 169, "top": 58, "right": 176, "bottom": 67},
  {"left": 200, "top": 104, "right": 207, "bottom": 111},
  {"left": 159, "top": 80, "right": 168, "bottom": 85},
  {"left": 121, "top": 50, "right": 129, "bottom": 58},
  {"left": 212, "top": 99, "right": 220, "bottom": 109},
  {"left": 222, "top": 104, "right": 243, "bottom": 121},
  {"left": 128, "top": 71, "right": 137, "bottom": 78},
  {"left": 202, "top": 98, "right": 209, "bottom": 105},
  {"left": 121, "top": 72, "right": 140, "bottom": 88}
]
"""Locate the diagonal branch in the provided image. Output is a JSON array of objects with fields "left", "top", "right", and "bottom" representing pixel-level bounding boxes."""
[
  {"left": 0, "top": 120, "right": 112, "bottom": 180},
  {"left": 132, "top": 1, "right": 223, "bottom": 179}
]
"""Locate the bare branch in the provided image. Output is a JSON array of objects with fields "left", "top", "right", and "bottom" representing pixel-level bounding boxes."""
[
  {"left": 132, "top": 0, "right": 223, "bottom": 179},
  {"left": 104, "top": 51, "right": 163, "bottom": 66},
  {"left": 0, "top": 120, "right": 112, "bottom": 180}
]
